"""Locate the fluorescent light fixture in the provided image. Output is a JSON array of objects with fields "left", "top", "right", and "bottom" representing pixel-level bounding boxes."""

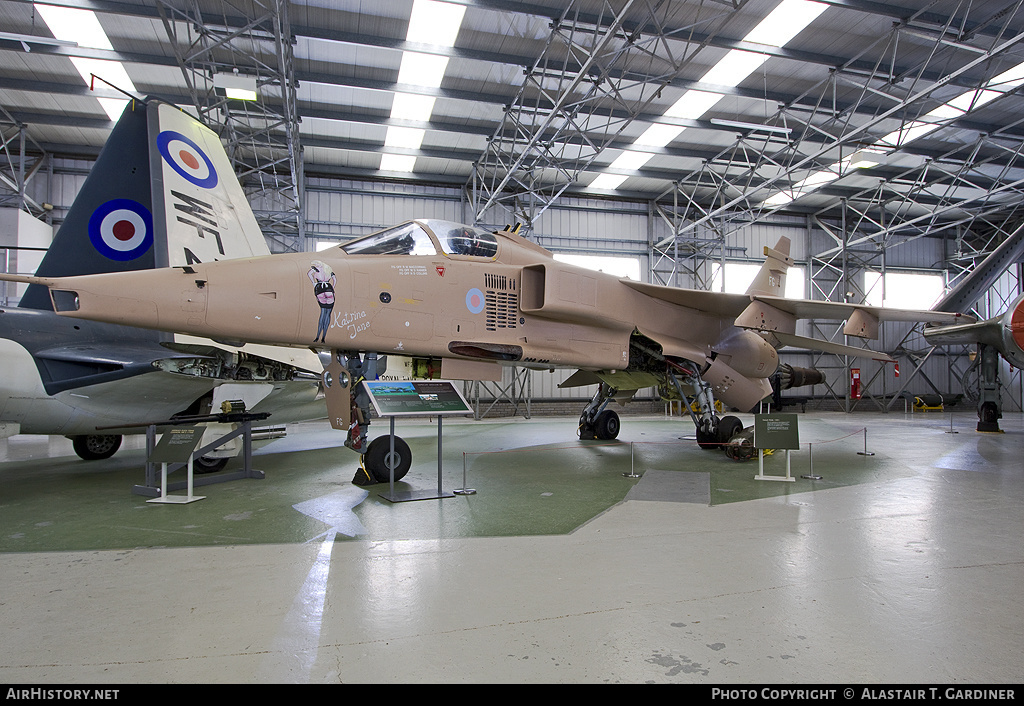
[
  {"left": 710, "top": 118, "right": 791, "bottom": 135},
  {"left": 213, "top": 72, "right": 258, "bottom": 101},
  {"left": 406, "top": 0, "right": 466, "bottom": 47},
  {"left": 397, "top": 51, "right": 450, "bottom": 88}
]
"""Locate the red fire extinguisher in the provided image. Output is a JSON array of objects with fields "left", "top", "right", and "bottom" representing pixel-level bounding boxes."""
[{"left": 851, "top": 368, "right": 861, "bottom": 399}]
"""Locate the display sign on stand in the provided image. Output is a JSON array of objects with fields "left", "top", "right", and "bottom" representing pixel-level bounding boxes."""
[
  {"left": 753, "top": 413, "right": 800, "bottom": 482},
  {"left": 146, "top": 425, "right": 207, "bottom": 503},
  {"left": 361, "top": 380, "right": 474, "bottom": 502}
]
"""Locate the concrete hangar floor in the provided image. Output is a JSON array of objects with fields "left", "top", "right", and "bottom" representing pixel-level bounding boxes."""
[{"left": 0, "top": 409, "right": 1021, "bottom": 684}]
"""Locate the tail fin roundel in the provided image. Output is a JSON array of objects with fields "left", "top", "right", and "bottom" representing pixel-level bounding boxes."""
[{"left": 20, "top": 101, "right": 155, "bottom": 310}]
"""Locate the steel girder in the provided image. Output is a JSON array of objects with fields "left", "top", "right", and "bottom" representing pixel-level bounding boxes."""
[
  {"left": 468, "top": 0, "right": 752, "bottom": 233},
  {"left": 656, "top": 2, "right": 1024, "bottom": 252},
  {"left": 0, "top": 102, "right": 50, "bottom": 219},
  {"left": 156, "top": 0, "right": 305, "bottom": 253}
]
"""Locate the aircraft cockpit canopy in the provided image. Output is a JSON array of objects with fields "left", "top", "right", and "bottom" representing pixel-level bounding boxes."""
[
  {"left": 341, "top": 222, "right": 437, "bottom": 256},
  {"left": 423, "top": 220, "right": 499, "bottom": 259}
]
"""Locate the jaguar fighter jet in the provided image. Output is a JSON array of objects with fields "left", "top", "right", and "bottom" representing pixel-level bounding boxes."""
[{"left": 2, "top": 104, "right": 972, "bottom": 481}]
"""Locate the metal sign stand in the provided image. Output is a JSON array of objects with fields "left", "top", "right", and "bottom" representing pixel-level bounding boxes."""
[
  {"left": 145, "top": 425, "right": 206, "bottom": 504},
  {"left": 128, "top": 412, "right": 269, "bottom": 498},
  {"left": 755, "top": 447, "right": 796, "bottom": 483},
  {"left": 360, "top": 380, "right": 474, "bottom": 504},
  {"left": 753, "top": 413, "right": 799, "bottom": 483},
  {"left": 378, "top": 415, "right": 455, "bottom": 503}
]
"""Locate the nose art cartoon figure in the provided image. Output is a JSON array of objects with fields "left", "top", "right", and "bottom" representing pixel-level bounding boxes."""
[{"left": 308, "top": 260, "right": 336, "bottom": 343}]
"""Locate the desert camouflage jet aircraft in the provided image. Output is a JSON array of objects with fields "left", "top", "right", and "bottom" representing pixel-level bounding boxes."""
[{"left": 2, "top": 98, "right": 973, "bottom": 482}]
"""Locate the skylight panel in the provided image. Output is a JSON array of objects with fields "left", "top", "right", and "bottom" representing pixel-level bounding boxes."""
[
  {"left": 381, "top": 0, "right": 466, "bottom": 173},
  {"left": 390, "top": 93, "right": 437, "bottom": 122},
  {"left": 36, "top": 3, "right": 137, "bottom": 121},
  {"left": 406, "top": 0, "right": 466, "bottom": 47},
  {"left": 700, "top": 50, "right": 769, "bottom": 89},
  {"left": 636, "top": 123, "right": 683, "bottom": 148},
  {"left": 380, "top": 154, "right": 418, "bottom": 172},
  {"left": 588, "top": 0, "right": 829, "bottom": 191},
  {"left": 759, "top": 59, "right": 1024, "bottom": 208},
  {"left": 397, "top": 52, "right": 450, "bottom": 89},
  {"left": 664, "top": 90, "right": 726, "bottom": 121},
  {"left": 743, "top": 0, "right": 828, "bottom": 48},
  {"left": 35, "top": 4, "right": 112, "bottom": 50},
  {"left": 609, "top": 150, "right": 653, "bottom": 171},
  {"left": 589, "top": 173, "right": 630, "bottom": 191},
  {"left": 384, "top": 126, "right": 426, "bottom": 150}
]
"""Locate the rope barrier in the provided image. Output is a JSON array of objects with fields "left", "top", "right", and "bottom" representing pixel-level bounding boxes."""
[{"left": 457, "top": 425, "right": 877, "bottom": 488}]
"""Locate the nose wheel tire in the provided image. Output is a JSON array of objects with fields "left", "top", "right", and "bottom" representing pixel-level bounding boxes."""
[
  {"left": 594, "top": 409, "right": 620, "bottom": 440},
  {"left": 717, "top": 415, "right": 743, "bottom": 444},
  {"left": 364, "top": 435, "right": 412, "bottom": 483}
]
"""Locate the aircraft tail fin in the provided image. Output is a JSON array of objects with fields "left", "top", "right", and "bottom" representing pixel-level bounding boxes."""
[
  {"left": 19, "top": 98, "right": 270, "bottom": 311},
  {"left": 745, "top": 236, "right": 794, "bottom": 298},
  {"left": 19, "top": 101, "right": 155, "bottom": 310},
  {"left": 149, "top": 100, "right": 270, "bottom": 267}
]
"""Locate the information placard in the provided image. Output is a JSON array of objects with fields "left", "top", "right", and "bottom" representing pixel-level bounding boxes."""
[
  {"left": 753, "top": 413, "right": 800, "bottom": 450},
  {"left": 147, "top": 425, "right": 206, "bottom": 463},
  {"left": 362, "top": 380, "right": 473, "bottom": 417}
]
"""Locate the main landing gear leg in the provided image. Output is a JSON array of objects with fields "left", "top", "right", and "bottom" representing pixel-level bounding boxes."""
[
  {"left": 666, "top": 363, "right": 742, "bottom": 449},
  {"left": 976, "top": 343, "right": 1002, "bottom": 433},
  {"left": 326, "top": 352, "right": 412, "bottom": 485},
  {"left": 578, "top": 382, "right": 621, "bottom": 440}
]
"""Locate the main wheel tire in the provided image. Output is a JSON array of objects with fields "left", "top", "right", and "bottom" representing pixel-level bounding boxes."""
[
  {"left": 194, "top": 456, "right": 229, "bottom": 474},
  {"left": 72, "top": 434, "right": 122, "bottom": 461},
  {"left": 594, "top": 409, "right": 620, "bottom": 440},
  {"left": 364, "top": 435, "right": 412, "bottom": 483},
  {"left": 717, "top": 415, "right": 743, "bottom": 444}
]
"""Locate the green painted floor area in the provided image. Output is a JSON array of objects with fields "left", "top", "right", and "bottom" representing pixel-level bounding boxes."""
[{"left": 0, "top": 411, "right": 1014, "bottom": 552}]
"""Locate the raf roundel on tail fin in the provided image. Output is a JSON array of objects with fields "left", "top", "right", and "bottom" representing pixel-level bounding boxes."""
[
  {"left": 19, "top": 100, "right": 156, "bottom": 310},
  {"left": 88, "top": 198, "right": 153, "bottom": 261},
  {"left": 157, "top": 130, "right": 219, "bottom": 190},
  {"left": 152, "top": 102, "right": 270, "bottom": 266}
]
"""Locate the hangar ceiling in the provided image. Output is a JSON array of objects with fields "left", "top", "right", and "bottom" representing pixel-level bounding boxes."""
[{"left": 2, "top": 0, "right": 1024, "bottom": 271}]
